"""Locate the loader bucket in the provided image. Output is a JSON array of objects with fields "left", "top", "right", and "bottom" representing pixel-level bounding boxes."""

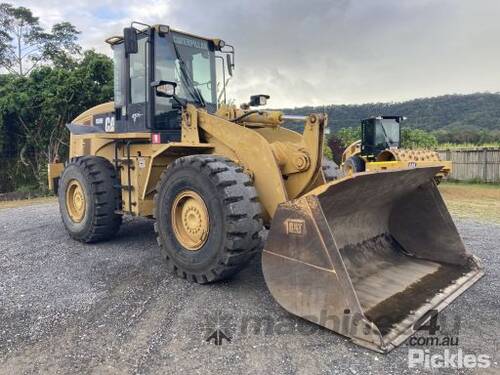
[{"left": 262, "top": 167, "right": 484, "bottom": 353}]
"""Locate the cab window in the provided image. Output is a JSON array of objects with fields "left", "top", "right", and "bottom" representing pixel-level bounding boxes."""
[{"left": 130, "top": 37, "right": 147, "bottom": 104}]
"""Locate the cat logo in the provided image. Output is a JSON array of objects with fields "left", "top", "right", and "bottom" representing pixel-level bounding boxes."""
[
  {"left": 408, "top": 161, "right": 417, "bottom": 168},
  {"left": 104, "top": 116, "right": 115, "bottom": 132},
  {"left": 285, "top": 219, "right": 306, "bottom": 235}
]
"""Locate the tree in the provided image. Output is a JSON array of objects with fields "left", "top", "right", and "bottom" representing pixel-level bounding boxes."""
[
  {"left": 0, "top": 3, "right": 81, "bottom": 75},
  {"left": 0, "top": 50, "right": 113, "bottom": 191},
  {"left": 326, "top": 134, "right": 345, "bottom": 164},
  {"left": 336, "top": 127, "right": 361, "bottom": 147},
  {"left": 400, "top": 128, "right": 438, "bottom": 149},
  {"left": 281, "top": 93, "right": 500, "bottom": 143},
  {"left": 323, "top": 138, "right": 333, "bottom": 160}
]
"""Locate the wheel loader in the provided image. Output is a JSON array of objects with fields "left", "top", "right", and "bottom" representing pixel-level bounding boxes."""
[
  {"left": 48, "top": 23, "right": 483, "bottom": 353},
  {"left": 341, "top": 116, "right": 451, "bottom": 183}
]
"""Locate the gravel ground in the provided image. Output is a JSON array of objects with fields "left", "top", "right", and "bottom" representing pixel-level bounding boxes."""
[{"left": 0, "top": 202, "right": 498, "bottom": 374}]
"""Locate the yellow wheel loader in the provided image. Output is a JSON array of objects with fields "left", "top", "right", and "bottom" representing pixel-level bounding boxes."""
[
  {"left": 341, "top": 116, "right": 451, "bottom": 183},
  {"left": 48, "top": 23, "right": 483, "bottom": 353}
]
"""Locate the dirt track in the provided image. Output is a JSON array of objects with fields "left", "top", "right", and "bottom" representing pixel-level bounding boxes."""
[{"left": 0, "top": 202, "right": 498, "bottom": 374}]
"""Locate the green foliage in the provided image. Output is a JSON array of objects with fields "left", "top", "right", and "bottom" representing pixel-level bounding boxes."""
[
  {"left": 431, "top": 127, "right": 500, "bottom": 144},
  {"left": 336, "top": 127, "right": 361, "bottom": 147},
  {"left": 38, "top": 22, "right": 81, "bottom": 68},
  {"left": 442, "top": 179, "right": 500, "bottom": 187},
  {"left": 326, "top": 134, "right": 345, "bottom": 164},
  {"left": 0, "top": 50, "right": 113, "bottom": 192},
  {"left": 323, "top": 138, "right": 333, "bottom": 160},
  {"left": 15, "top": 183, "right": 40, "bottom": 194},
  {"left": 0, "top": 3, "right": 81, "bottom": 75},
  {"left": 437, "top": 142, "right": 500, "bottom": 149},
  {"left": 400, "top": 128, "right": 438, "bottom": 149},
  {"left": 282, "top": 93, "right": 500, "bottom": 144}
]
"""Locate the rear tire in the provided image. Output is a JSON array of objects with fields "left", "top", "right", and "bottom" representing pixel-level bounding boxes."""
[
  {"left": 343, "top": 155, "right": 365, "bottom": 175},
  {"left": 58, "top": 156, "right": 122, "bottom": 243},
  {"left": 154, "top": 155, "right": 264, "bottom": 284}
]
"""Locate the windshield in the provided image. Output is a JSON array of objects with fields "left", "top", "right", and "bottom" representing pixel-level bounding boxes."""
[
  {"left": 375, "top": 119, "right": 400, "bottom": 148},
  {"left": 155, "top": 32, "right": 216, "bottom": 105}
]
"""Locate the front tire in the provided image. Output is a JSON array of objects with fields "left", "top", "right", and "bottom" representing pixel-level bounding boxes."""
[
  {"left": 343, "top": 155, "right": 366, "bottom": 176},
  {"left": 58, "top": 156, "right": 122, "bottom": 243},
  {"left": 154, "top": 155, "right": 264, "bottom": 284}
]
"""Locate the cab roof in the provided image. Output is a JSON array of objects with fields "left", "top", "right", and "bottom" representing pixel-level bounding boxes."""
[{"left": 105, "top": 24, "right": 219, "bottom": 46}]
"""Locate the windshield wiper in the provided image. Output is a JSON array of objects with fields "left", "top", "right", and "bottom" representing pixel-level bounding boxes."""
[
  {"left": 379, "top": 122, "right": 393, "bottom": 146},
  {"left": 171, "top": 41, "right": 206, "bottom": 107}
]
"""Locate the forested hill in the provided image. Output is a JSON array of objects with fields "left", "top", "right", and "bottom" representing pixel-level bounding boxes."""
[{"left": 282, "top": 93, "right": 500, "bottom": 132}]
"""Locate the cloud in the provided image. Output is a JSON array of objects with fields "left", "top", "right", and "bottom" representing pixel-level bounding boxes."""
[{"left": 10, "top": 0, "right": 500, "bottom": 107}]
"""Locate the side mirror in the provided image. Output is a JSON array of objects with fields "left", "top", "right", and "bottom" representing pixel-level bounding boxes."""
[
  {"left": 123, "top": 27, "right": 138, "bottom": 55},
  {"left": 249, "top": 94, "right": 270, "bottom": 107},
  {"left": 151, "top": 80, "right": 177, "bottom": 98},
  {"left": 226, "top": 54, "right": 233, "bottom": 76}
]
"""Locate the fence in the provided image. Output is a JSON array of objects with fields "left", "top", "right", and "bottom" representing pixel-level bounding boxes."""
[{"left": 437, "top": 148, "right": 500, "bottom": 183}]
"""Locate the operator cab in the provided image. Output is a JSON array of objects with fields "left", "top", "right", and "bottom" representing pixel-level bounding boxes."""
[
  {"left": 361, "top": 116, "right": 403, "bottom": 156},
  {"left": 101, "top": 23, "right": 234, "bottom": 142}
]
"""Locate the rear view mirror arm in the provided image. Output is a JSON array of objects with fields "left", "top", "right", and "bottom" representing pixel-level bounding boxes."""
[{"left": 215, "top": 55, "right": 227, "bottom": 104}]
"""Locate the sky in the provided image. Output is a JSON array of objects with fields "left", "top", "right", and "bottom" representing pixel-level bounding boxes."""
[{"left": 10, "top": 0, "right": 500, "bottom": 108}]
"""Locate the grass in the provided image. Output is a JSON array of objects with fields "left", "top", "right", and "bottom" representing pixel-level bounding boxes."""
[
  {"left": 0, "top": 196, "right": 56, "bottom": 210},
  {"left": 437, "top": 143, "right": 500, "bottom": 150},
  {"left": 439, "top": 181, "right": 500, "bottom": 224}
]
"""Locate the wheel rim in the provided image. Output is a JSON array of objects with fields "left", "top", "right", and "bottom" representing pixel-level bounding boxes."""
[
  {"left": 171, "top": 190, "right": 209, "bottom": 251},
  {"left": 66, "top": 179, "right": 86, "bottom": 223},
  {"left": 344, "top": 163, "right": 354, "bottom": 177}
]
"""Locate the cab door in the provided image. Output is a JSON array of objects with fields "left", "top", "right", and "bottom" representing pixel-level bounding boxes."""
[
  {"left": 126, "top": 36, "right": 148, "bottom": 132},
  {"left": 152, "top": 33, "right": 182, "bottom": 141}
]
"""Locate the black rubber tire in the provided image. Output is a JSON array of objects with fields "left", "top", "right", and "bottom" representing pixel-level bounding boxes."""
[
  {"left": 58, "top": 156, "right": 122, "bottom": 243},
  {"left": 343, "top": 155, "right": 366, "bottom": 174},
  {"left": 322, "top": 157, "right": 340, "bottom": 182},
  {"left": 153, "top": 155, "right": 264, "bottom": 284}
]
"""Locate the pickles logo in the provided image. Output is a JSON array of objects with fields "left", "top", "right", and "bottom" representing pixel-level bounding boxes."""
[
  {"left": 286, "top": 219, "right": 306, "bottom": 235},
  {"left": 408, "top": 349, "right": 491, "bottom": 369}
]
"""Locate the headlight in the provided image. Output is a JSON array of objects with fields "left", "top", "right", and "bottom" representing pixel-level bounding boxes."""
[
  {"left": 158, "top": 25, "right": 170, "bottom": 35},
  {"left": 214, "top": 39, "right": 226, "bottom": 50},
  {"left": 249, "top": 94, "right": 270, "bottom": 107}
]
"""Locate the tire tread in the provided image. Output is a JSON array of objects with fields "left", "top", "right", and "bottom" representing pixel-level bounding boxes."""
[
  {"left": 153, "top": 155, "right": 264, "bottom": 284},
  {"left": 59, "top": 156, "right": 122, "bottom": 243}
]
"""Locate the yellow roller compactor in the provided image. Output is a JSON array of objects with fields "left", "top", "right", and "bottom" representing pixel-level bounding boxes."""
[
  {"left": 48, "top": 23, "right": 484, "bottom": 353},
  {"left": 341, "top": 116, "right": 451, "bottom": 183}
]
